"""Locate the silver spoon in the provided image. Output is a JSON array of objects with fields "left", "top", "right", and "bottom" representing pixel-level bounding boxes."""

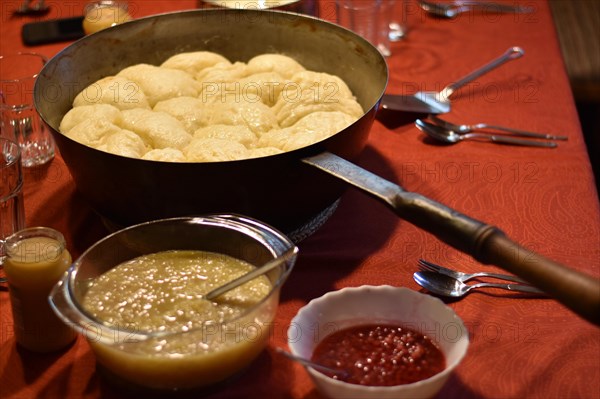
[
  {"left": 413, "top": 271, "right": 546, "bottom": 297},
  {"left": 275, "top": 348, "right": 349, "bottom": 378},
  {"left": 429, "top": 115, "right": 568, "bottom": 141},
  {"left": 419, "top": 0, "right": 533, "bottom": 19},
  {"left": 204, "top": 247, "right": 298, "bottom": 300},
  {"left": 416, "top": 119, "right": 557, "bottom": 148},
  {"left": 381, "top": 47, "right": 524, "bottom": 114},
  {"left": 418, "top": 258, "right": 529, "bottom": 284}
]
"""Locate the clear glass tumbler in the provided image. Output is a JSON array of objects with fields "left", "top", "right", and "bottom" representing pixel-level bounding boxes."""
[
  {"left": 335, "top": 0, "right": 393, "bottom": 56},
  {"left": 1, "top": 52, "right": 55, "bottom": 167}
]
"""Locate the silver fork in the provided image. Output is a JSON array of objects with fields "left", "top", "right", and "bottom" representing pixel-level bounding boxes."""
[
  {"left": 428, "top": 115, "right": 568, "bottom": 141},
  {"left": 418, "top": 259, "right": 529, "bottom": 284}
]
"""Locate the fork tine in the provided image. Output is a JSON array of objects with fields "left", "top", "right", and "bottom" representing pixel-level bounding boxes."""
[
  {"left": 418, "top": 259, "right": 445, "bottom": 271},
  {"left": 417, "top": 262, "right": 437, "bottom": 272}
]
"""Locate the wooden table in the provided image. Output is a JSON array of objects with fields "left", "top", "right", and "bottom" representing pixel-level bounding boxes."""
[{"left": 1, "top": 1, "right": 599, "bottom": 398}]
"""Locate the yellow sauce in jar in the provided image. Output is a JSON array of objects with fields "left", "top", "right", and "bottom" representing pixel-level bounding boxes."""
[
  {"left": 83, "top": 1, "right": 132, "bottom": 35},
  {"left": 82, "top": 250, "right": 274, "bottom": 390},
  {"left": 4, "top": 230, "right": 76, "bottom": 352}
]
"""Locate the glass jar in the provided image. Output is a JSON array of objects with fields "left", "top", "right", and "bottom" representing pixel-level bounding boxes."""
[
  {"left": 82, "top": 1, "right": 132, "bottom": 35},
  {"left": 4, "top": 227, "right": 76, "bottom": 352}
]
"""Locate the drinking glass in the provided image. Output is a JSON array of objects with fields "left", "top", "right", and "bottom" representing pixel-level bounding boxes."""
[
  {"left": 1, "top": 52, "right": 55, "bottom": 167},
  {"left": 1, "top": 137, "right": 25, "bottom": 268},
  {"left": 335, "top": 0, "right": 394, "bottom": 56}
]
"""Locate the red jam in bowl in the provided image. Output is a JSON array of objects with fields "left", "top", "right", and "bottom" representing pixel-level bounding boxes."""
[{"left": 311, "top": 324, "right": 446, "bottom": 386}]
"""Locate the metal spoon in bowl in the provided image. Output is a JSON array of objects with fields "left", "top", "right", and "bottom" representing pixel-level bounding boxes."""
[
  {"left": 416, "top": 119, "right": 558, "bottom": 148},
  {"left": 413, "top": 271, "right": 546, "bottom": 297},
  {"left": 275, "top": 348, "right": 350, "bottom": 378},
  {"left": 381, "top": 47, "right": 524, "bottom": 114},
  {"left": 204, "top": 247, "right": 298, "bottom": 301},
  {"left": 428, "top": 114, "right": 568, "bottom": 141}
]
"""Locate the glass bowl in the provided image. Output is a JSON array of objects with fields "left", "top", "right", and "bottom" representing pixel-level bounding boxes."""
[
  {"left": 287, "top": 285, "right": 469, "bottom": 399},
  {"left": 50, "top": 214, "right": 297, "bottom": 392}
]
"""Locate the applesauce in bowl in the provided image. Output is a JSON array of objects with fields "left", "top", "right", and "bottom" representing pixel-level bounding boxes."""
[{"left": 49, "top": 215, "right": 297, "bottom": 391}]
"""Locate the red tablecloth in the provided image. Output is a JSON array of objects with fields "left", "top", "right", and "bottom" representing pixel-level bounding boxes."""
[{"left": 1, "top": 1, "right": 599, "bottom": 398}]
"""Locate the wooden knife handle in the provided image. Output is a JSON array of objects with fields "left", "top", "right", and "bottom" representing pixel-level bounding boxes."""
[
  {"left": 394, "top": 193, "right": 600, "bottom": 325},
  {"left": 481, "top": 232, "right": 600, "bottom": 325},
  {"left": 393, "top": 191, "right": 600, "bottom": 325}
]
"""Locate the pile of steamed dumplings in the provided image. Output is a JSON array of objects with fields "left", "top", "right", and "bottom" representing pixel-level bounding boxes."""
[{"left": 59, "top": 52, "right": 364, "bottom": 162}]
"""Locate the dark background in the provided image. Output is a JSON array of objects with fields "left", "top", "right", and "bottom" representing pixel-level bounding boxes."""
[{"left": 549, "top": 0, "right": 600, "bottom": 193}]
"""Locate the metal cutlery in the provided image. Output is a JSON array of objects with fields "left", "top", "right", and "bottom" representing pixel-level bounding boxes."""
[
  {"left": 428, "top": 115, "right": 568, "bottom": 141},
  {"left": 381, "top": 47, "right": 524, "bottom": 114},
  {"left": 204, "top": 247, "right": 297, "bottom": 300},
  {"left": 419, "top": 0, "right": 533, "bottom": 19},
  {"left": 413, "top": 270, "right": 546, "bottom": 297},
  {"left": 275, "top": 348, "right": 349, "bottom": 378},
  {"left": 14, "top": 0, "right": 49, "bottom": 15},
  {"left": 418, "top": 259, "right": 528, "bottom": 284},
  {"left": 416, "top": 119, "right": 558, "bottom": 148}
]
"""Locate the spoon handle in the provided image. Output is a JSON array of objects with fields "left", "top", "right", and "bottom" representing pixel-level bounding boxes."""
[
  {"left": 475, "top": 124, "right": 569, "bottom": 140},
  {"left": 204, "top": 247, "right": 298, "bottom": 300},
  {"left": 275, "top": 348, "right": 349, "bottom": 377},
  {"left": 458, "top": 1, "right": 533, "bottom": 14},
  {"left": 463, "top": 133, "right": 557, "bottom": 148},
  {"left": 471, "top": 282, "right": 546, "bottom": 294},
  {"left": 439, "top": 47, "right": 524, "bottom": 100}
]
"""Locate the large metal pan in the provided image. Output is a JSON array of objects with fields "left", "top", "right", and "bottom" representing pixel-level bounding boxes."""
[
  {"left": 35, "top": 9, "right": 384, "bottom": 234},
  {"left": 34, "top": 10, "right": 599, "bottom": 324}
]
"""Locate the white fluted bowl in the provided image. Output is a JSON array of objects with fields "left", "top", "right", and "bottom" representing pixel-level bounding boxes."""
[{"left": 287, "top": 285, "right": 469, "bottom": 399}]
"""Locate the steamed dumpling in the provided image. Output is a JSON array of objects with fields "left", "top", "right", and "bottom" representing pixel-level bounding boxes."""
[
  {"left": 121, "top": 109, "right": 192, "bottom": 149},
  {"left": 97, "top": 129, "right": 147, "bottom": 158},
  {"left": 274, "top": 94, "right": 363, "bottom": 127},
  {"left": 246, "top": 54, "right": 306, "bottom": 79},
  {"left": 273, "top": 70, "right": 363, "bottom": 127},
  {"left": 293, "top": 110, "right": 356, "bottom": 132},
  {"left": 161, "top": 51, "right": 231, "bottom": 76},
  {"left": 153, "top": 97, "right": 206, "bottom": 134},
  {"left": 60, "top": 104, "right": 122, "bottom": 133},
  {"left": 195, "top": 62, "right": 247, "bottom": 84},
  {"left": 72, "top": 76, "right": 151, "bottom": 110},
  {"left": 142, "top": 148, "right": 186, "bottom": 162},
  {"left": 64, "top": 119, "right": 123, "bottom": 148},
  {"left": 193, "top": 124, "right": 257, "bottom": 148},
  {"left": 65, "top": 119, "right": 146, "bottom": 159},
  {"left": 117, "top": 64, "right": 200, "bottom": 106},
  {"left": 280, "top": 112, "right": 355, "bottom": 151},
  {"left": 184, "top": 138, "right": 248, "bottom": 162},
  {"left": 239, "top": 72, "right": 288, "bottom": 106},
  {"left": 199, "top": 101, "right": 279, "bottom": 136},
  {"left": 200, "top": 71, "right": 288, "bottom": 106},
  {"left": 259, "top": 111, "right": 355, "bottom": 151},
  {"left": 281, "top": 70, "right": 355, "bottom": 100}
]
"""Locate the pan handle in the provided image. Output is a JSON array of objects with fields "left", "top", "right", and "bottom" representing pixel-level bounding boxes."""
[{"left": 303, "top": 152, "right": 600, "bottom": 325}]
